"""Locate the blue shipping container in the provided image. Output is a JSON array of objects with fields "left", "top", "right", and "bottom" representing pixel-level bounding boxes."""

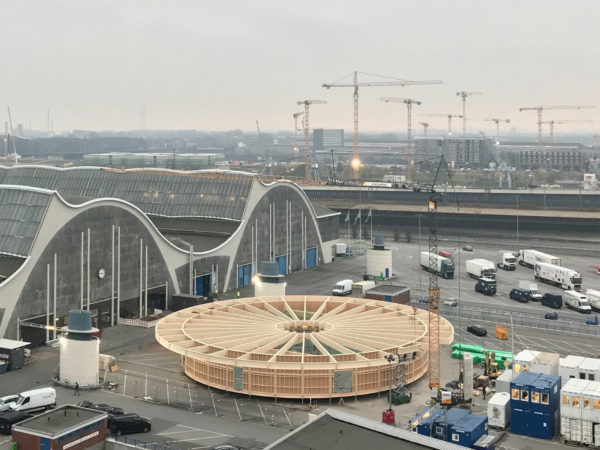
[
  {"left": 409, "top": 409, "right": 444, "bottom": 437},
  {"left": 448, "top": 414, "right": 488, "bottom": 448},
  {"left": 433, "top": 408, "right": 471, "bottom": 441},
  {"left": 510, "top": 407, "right": 556, "bottom": 439},
  {"left": 510, "top": 372, "right": 561, "bottom": 415}
]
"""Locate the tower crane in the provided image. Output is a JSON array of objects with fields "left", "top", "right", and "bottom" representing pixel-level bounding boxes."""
[
  {"left": 456, "top": 91, "right": 482, "bottom": 135},
  {"left": 380, "top": 97, "right": 422, "bottom": 183},
  {"left": 322, "top": 71, "right": 442, "bottom": 179},
  {"left": 519, "top": 105, "right": 594, "bottom": 146},
  {"left": 419, "top": 122, "right": 430, "bottom": 137},
  {"left": 297, "top": 100, "right": 327, "bottom": 183},
  {"left": 541, "top": 119, "right": 593, "bottom": 144},
  {"left": 485, "top": 118, "right": 511, "bottom": 144},
  {"left": 423, "top": 114, "right": 463, "bottom": 136},
  {"left": 292, "top": 111, "right": 304, "bottom": 136}
]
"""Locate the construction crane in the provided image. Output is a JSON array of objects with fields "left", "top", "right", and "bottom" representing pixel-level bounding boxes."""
[
  {"left": 423, "top": 114, "right": 463, "bottom": 136},
  {"left": 456, "top": 91, "right": 482, "bottom": 135},
  {"left": 292, "top": 111, "right": 304, "bottom": 136},
  {"left": 256, "top": 120, "right": 261, "bottom": 137},
  {"left": 519, "top": 105, "right": 594, "bottom": 145},
  {"left": 297, "top": 100, "right": 327, "bottom": 182},
  {"left": 427, "top": 155, "right": 454, "bottom": 400},
  {"left": 485, "top": 118, "right": 511, "bottom": 144},
  {"left": 541, "top": 119, "right": 593, "bottom": 144},
  {"left": 322, "top": 71, "right": 442, "bottom": 179},
  {"left": 380, "top": 97, "right": 422, "bottom": 183},
  {"left": 419, "top": 122, "right": 429, "bottom": 137}
]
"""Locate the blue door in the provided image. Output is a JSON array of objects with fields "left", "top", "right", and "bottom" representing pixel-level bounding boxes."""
[
  {"left": 238, "top": 264, "right": 251, "bottom": 287},
  {"left": 306, "top": 248, "right": 317, "bottom": 268},
  {"left": 275, "top": 255, "right": 287, "bottom": 275},
  {"left": 41, "top": 438, "right": 51, "bottom": 450},
  {"left": 195, "top": 277, "right": 204, "bottom": 296},
  {"left": 385, "top": 268, "right": 389, "bottom": 278},
  {"left": 385, "top": 295, "right": 392, "bottom": 302}
]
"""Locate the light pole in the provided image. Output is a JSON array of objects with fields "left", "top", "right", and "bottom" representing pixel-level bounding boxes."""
[
  {"left": 417, "top": 214, "right": 422, "bottom": 291},
  {"left": 515, "top": 196, "right": 519, "bottom": 249}
]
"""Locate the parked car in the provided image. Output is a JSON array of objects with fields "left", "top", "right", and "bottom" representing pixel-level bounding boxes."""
[
  {"left": 108, "top": 414, "right": 151, "bottom": 435},
  {"left": 76, "top": 400, "right": 94, "bottom": 409},
  {"left": 0, "top": 396, "right": 18, "bottom": 412},
  {"left": 467, "top": 325, "right": 487, "bottom": 337},
  {"left": 417, "top": 296, "right": 429, "bottom": 304},
  {"left": 544, "top": 312, "right": 559, "bottom": 320},
  {"left": 443, "top": 298, "right": 458, "bottom": 307},
  {"left": 541, "top": 293, "right": 563, "bottom": 309},
  {"left": 0, "top": 411, "right": 32, "bottom": 435},
  {"left": 92, "top": 404, "right": 124, "bottom": 415},
  {"left": 462, "top": 245, "right": 474, "bottom": 252},
  {"left": 509, "top": 288, "right": 531, "bottom": 303}
]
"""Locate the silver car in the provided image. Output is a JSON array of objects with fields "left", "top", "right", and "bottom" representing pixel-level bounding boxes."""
[{"left": 0, "top": 395, "right": 18, "bottom": 412}]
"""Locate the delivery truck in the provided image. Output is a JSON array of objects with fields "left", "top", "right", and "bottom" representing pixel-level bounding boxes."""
[
  {"left": 534, "top": 262, "right": 582, "bottom": 291},
  {"left": 585, "top": 289, "right": 600, "bottom": 311},
  {"left": 332, "top": 279, "right": 353, "bottom": 296},
  {"left": 420, "top": 252, "right": 454, "bottom": 279},
  {"left": 466, "top": 259, "right": 496, "bottom": 279},
  {"left": 497, "top": 252, "right": 516, "bottom": 271},
  {"left": 335, "top": 243, "right": 348, "bottom": 256},
  {"left": 518, "top": 280, "right": 542, "bottom": 301},
  {"left": 519, "top": 249, "right": 561, "bottom": 268},
  {"left": 563, "top": 290, "right": 592, "bottom": 313}
]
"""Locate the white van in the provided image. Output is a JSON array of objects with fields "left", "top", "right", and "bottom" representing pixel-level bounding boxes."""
[
  {"left": 333, "top": 279, "right": 353, "bottom": 296},
  {"left": 9, "top": 387, "right": 56, "bottom": 412}
]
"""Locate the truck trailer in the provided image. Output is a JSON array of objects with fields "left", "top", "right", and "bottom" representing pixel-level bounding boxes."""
[
  {"left": 534, "top": 262, "right": 582, "bottom": 291},
  {"left": 497, "top": 252, "right": 516, "bottom": 271},
  {"left": 420, "top": 252, "right": 454, "bottom": 279},
  {"left": 466, "top": 259, "right": 496, "bottom": 279},
  {"left": 519, "top": 249, "right": 561, "bottom": 268},
  {"left": 585, "top": 289, "right": 600, "bottom": 311}
]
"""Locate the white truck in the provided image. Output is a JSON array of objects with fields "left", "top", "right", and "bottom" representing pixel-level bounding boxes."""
[
  {"left": 518, "top": 280, "right": 542, "bottom": 301},
  {"left": 9, "top": 387, "right": 56, "bottom": 412},
  {"left": 519, "top": 249, "right": 561, "bottom": 268},
  {"left": 333, "top": 279, "right": 353, "bottom": 296},
  {"left": 466, "top": 259, "right": 496, "bottom": 279},
  {"left": 585, "top": 289, "right": 600, "bottom": 311},
  {"left": 497, "top": 252, "right": 517, "bottom": 271},
  {"left": 335, "top": 243, "right": 348, "bottom": 256},
  {"left": 563, "top": 290, "right": 592, "bottom": 314},
  {"left": 420, "top": 252, "right": 455, "bottom": 279},
  {"left": 534, "top": 262, "right": 582, "bottom": 291}
]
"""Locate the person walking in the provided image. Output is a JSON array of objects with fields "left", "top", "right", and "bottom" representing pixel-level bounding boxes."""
[
  {"left": 74, "top": 382, "right": 80, "bottom": 396},
  {"left": 236, "top": 290, "right": 241, "bottom": 299}
]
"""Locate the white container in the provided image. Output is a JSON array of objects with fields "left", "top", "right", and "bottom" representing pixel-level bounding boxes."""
[
  {"left": 335, "top": 242, "right": 348, "bottom": 256},
  {"left": 351, "top": 281, "right": 376, "bottom": 297},
  {"left": 583, "top": 420, "right": 594, "bottom": 444},
  {"left": 59, "top": 336, "right": 100, "bottom": 387},
  {"left": 530, "top": 352, "right": 560, "bottom": 376},
  {"left": 561, "top": 378, "right": 587, "bottom": 420},
  {"left": 495, "top": 369, "right": 512, "bottom": 393},
  {"left": 367, "top": 248, "right": 392, "bottom": 279},
  {"left": 487, "top": 392, "right": 510, "bottom": 429},
  {"left": 579, "top": 358, "right": 600, "bottom": 381},
  {"left": 519, "top": 249, "right": 561, "bottom": 268},
  {"left": 561, "top": 417, "right": 571, "bottom": 441},
  {"left": 585, "top": 289, "right": 600, "bottom": 311},
  {"left": 560, "top": 355, "right": 586, "bottom": 385},
  {"left": 571, "top": 419, "right": 582, "bottom": 443},
  {"left": 513, "top": 349, "right": 540, "bottom": 376}
]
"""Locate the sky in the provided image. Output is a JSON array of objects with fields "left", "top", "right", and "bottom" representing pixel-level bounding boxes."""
[{"left": 1, "top": 1, "right": 599, "bottom": 134}]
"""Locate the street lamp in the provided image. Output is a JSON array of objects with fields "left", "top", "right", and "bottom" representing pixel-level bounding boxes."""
[
  {"left": 386, "top": 354, "right": 396, "bottom": 411},
  {"left": 417, "top": 214, "right": 423, "bottom": 290},
  {"left": 514, "top": 196, "right": 519, "bottom": 249}
]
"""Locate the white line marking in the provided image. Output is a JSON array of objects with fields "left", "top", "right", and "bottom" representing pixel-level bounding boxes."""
[
  {"left": 170, "top": 435, "right": 231, "bottom": 443},
  {"left": 281, "top": 405, "right": 293, "bottom": 428},
  {"left": 211, "top": 391, "right": 218, "bottom": 416},
  {"left": 234, "top": 396, "right": 242, "bottom": 420},
  {"left": 257, "top": 400, "right": 268, "bottom": 426}
]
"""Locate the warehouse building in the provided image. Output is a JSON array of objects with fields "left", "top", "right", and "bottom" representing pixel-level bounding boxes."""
[
  {"left": 82, "top": 152, "right": 224, "bottom": 170},
  {"left": 0, "top": 166, "right": 339, "bottom": 342}
]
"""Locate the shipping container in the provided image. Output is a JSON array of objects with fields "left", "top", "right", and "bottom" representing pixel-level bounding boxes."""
[
  {"left": 510, "top": 407, "right": 556, "bottom": 439},
  {"left": 519, "top": 249, "right": 561, "bottom": 268},
  {"left": 448, "top": 414, "right": 488, "bottom": 448},
  {"left": 487, "top": 392, "right": 510, "bottom": 429},
  {"left": 559, "top": 355, "right": 587, "bottom": 385}
]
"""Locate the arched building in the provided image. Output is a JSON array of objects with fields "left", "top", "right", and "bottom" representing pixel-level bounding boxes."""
[{"left": 0, "top": 166, "right": 339, "bottom": 342}]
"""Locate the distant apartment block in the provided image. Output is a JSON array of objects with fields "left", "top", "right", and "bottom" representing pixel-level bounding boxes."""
[
  {"left": 415, "top": 137, "right": 493, "bottom": 168},
  {"left": 313, "top": 129, "right": 344, "bottom": 150}
]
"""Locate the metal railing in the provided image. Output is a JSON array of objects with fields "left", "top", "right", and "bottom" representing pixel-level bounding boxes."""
[{"left": 107, "top": 434, "right": 177, "bottom": 450}]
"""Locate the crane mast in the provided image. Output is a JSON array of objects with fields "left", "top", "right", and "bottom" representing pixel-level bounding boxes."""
[
  {"left": 519, "top": 105, "right": 594, "bottom": 146},
  {"left": 541, "top": 119, "right": 593, "bottom": 144},
  {"left": 456, "top": 91, "right": 482, "bottom": 135},
  {"left": 419, "top": 122, "right": 429, "bottom": 137},
  {"left": 485, "top": 118, "right": 510, "bottom": 144},
  {"left": 297, "top": 100, "right": 326, "bottom": 182},
  {"left": 424, "top": 114, "right": 463, "bottom": 136}
]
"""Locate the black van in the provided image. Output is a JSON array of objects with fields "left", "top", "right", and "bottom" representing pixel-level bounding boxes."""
[
  {"left": 0, "top": 411, "right": 32, "bottom": 435},
  {"left": 467, "top": 325, "right": 487, "bottom": 337},
  {"left": 108, "top": 414, "right": 151, "bottom": 435},
  {"left": 541, "top": 293, "right": 562, "bottom": 309}
]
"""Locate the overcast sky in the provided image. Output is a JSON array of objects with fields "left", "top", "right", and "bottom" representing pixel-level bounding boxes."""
[{"left": 2, "top": 1, "right": 598, "bottom": 133}]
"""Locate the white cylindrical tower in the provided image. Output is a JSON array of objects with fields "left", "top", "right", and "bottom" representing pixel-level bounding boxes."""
[
  {"left": 463, "top": 352, "right": 474, "bottom": 402},
  {"left": 366, "top": 234, "right": 392, "bottom": 279},
  {"left": 254, "top": 261, "right": 286, "bottom": 297},
  {"left": 59, "top": 310, "right": 100, "bottom": 387}
]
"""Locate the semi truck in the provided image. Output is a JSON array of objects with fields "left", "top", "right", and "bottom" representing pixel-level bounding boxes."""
[
  {"left": 534, "top": 262, "right": 582, "bottom": 291},
  {"left": 420, "top": 252, "right": 455, "bottom": 279},
  {"left": 497, "top": 252, "right": 516, "bottom": 271},
  {"left": 466, "top": 259, "right": 496, "bottom": 279},
  {"left": 518, "top": 280, "right": 542, "bottom": 301},
  {"left": 519, "top": 249, "right": 561, "bottom": 268},
  {"left": 563, "top": 290, "right": 592, "bottom": 314},
  {"left": 475, "top": 278, "right": 496, "bottom": 295},
  {"left": 585, "top": 289, "right": 600, "bottom": 311}
]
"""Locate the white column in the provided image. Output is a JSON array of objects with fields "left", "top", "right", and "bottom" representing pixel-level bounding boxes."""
[
  {"left": 117, "top": 226, "right": 121, "bottom": 323},
  {"left": 165, "top": 281, "right": 169, "bottom": 311},
  {"left": 269, "top": 203, "right": 272, "bottom": 261},
  {"left": 144, "top": 245, "right": 148, "bottom": 317},
  {"left": 46, "top": 264, "right": 50, "bottom": 342},
  {"left": 251, "top": 226, "right": 254, "bottom": 275},
  {"left": 139, "top": 238, "right": 143, "bottom": 318},
  {"left": 111, "top": 225, "right": 115, "bottom": 327},
  {"left": 53, "top": 253, "right": 57, "bottom": 340},
  {"left": 86, "top": 228, "right": 90, "bottom": 310},
  {"left": 80, "top": 231, "right": 84, "bottom": 310}
]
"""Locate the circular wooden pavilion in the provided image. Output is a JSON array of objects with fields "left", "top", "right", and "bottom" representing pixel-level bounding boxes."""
[{"left": 155, "top": 296, "right": 454, "bottom": 399}]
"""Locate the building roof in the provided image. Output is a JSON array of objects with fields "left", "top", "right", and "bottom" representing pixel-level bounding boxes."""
[
  {"left": 366, "top": 284, "right": 409, "bottom": 295},
  {"left": 0, "top": 166, "right": 257, "bottom": 220},
  {"left": 0, "top": 186, "right": 52, "bottom": 257},
  {"left": 311, "top": 203, "right": 341, "bottom": 218},
  {"left": 0, "top": 338, "right": 30, "bottom": 349},
  {"left": 12, "top": 405, "right": 106, "bottom": 438},
  {"left": 264, "top": 409, "right": 468, "bottom": 450}
]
